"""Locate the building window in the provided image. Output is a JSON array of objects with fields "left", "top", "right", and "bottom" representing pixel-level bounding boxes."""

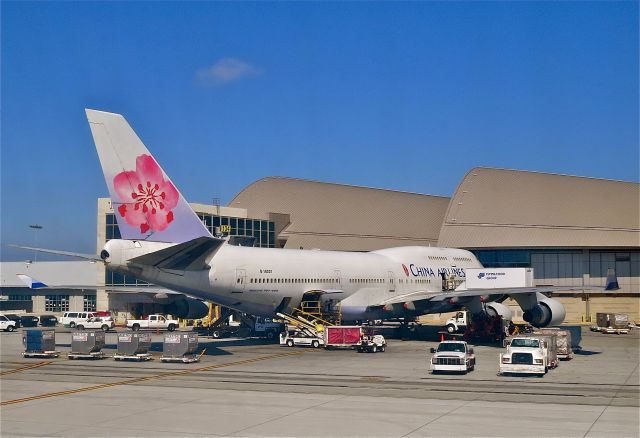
[
  {"left": 7, "top": 295, "right": 32, "bottom": 301},
  {"left": 45, "top": 295, "right": 69, "bottom": 312},
  {"left": 83, "top": 295, "right": 97, "bottom": 312}
]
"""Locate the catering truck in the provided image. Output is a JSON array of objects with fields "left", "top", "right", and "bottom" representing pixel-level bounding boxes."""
[
  {"left": 127, "top": 314, "right": 179, "bottom": 331},
  {"left": 499, "top": 336, "right": 549, "bottom": 376},
  {"left": 429, "top": 341, "right": 475, "bottom": 374}
]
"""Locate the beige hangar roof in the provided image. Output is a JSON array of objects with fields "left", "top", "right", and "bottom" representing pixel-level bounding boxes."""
[
  {"left": 229, "top": 177, "right": 450, "bottom": 251},
  {"left": 437, "top": 167, "right": 640, "bottom": 249}
]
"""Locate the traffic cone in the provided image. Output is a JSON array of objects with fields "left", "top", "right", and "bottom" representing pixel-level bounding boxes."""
[{"left": 440, "top": 332, "right": 445, "bottom": 342}]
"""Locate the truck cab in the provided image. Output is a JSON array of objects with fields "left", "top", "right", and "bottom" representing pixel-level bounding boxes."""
[
  {"left": 280, "top": 328, "right": 324, "bottom": 348},
  {"left": 499, "top": 336, "right": 548, "bottom": 376},
  {"left": 445, "top": 311, "right": 467, "bottom": 334},
  {"left": 429, "top": 340, "right": 475, "bottom": 374}
]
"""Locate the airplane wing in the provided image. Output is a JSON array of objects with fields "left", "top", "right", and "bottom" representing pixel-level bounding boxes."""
[
  {"left": 127, "top": 236, "right": 224, "bottom": 271},
  {"left": 373, "top": 269, "right": 619, "bottom": 307}
]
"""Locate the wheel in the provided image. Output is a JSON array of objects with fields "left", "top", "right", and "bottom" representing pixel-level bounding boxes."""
[
  {"left": 266, "top": 331, "right": 275, "bottom": 340},
  {"left": 311, "top": 340, "right": 319, "bottom": 348},
  {"left": 544, "top": 366, "right": 548, "bottom": 374},
  {"left": 446, "top": 324, "right": 456, "bottom": 334},
  {"left": 76, "top": 325, "right": 84, "bottom": 330},
  {"left": 212, "top": 330, "right": 221, "bottom": 339},
  {"left": 7, "top": 325, "right": 15, "bottom": 332},
  {"left": 69, "top": 322, "right": 76, "bottom": 328},
  {"left": 372, "top": 345, "right": 377, "bottom": 353},
  {"left": 380, "top": 345, "right": 385, "bottom": 352},
  {"left": 167, "top": 324, "right": 176, "bottom": 332},
  {"left": 101, "top": 325, "right": 109, "bottom": 332},
  {"left": 286, "top": 339, "right": 294, "bottom": 347},
  {"left": 132, "top": 324, "right": 140, "bottom": 331}
]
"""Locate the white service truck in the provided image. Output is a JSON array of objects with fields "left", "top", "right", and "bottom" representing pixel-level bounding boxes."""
[
  {"left": 499, "top": 336, "right": 549, "bottom": 376},
  {"left": 127, "top": 314, "right": 179, "bottom": 331},
  {"left": 356, "top": 334, "right": 387, "bottom": 353},
  {"left": 445, "top": 311, "right": 468, "bottom": 334},
  {"left": 429, "top": 340, "right": 475, "bottom": 374},
  {"left": 280, "top": 327, "right": 324, "bottom": 348},
  {"left": 0, "top": 314, "right": 17, "bottom": 332}
]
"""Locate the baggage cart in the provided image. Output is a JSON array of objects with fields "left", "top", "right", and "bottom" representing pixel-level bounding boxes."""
[
  {"left": 69, "top": 331, "right": 106, "bottom": 360},
  {"left": 114, "top": 332, "right": 153, "bottom": 361},
  {"left": 22, "top": 329, "right": 59, "bottom": 358},
  {"left": 161, "top": 332, "right": 199, "bottom": 363},
  {"left": 536, "top": 328, "right": 573, "bottom": 360}
]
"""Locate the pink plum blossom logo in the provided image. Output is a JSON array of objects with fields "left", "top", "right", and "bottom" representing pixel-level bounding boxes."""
[{"left": 113, "top": 154, "right": 179, "bottom": 234}]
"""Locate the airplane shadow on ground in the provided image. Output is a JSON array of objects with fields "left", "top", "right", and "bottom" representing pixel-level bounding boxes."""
[{"left": 574, "top": 349, "right": 601, "bottom": 356}]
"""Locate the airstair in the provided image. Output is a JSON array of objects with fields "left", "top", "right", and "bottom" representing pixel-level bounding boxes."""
[{"left": 276, "top": 292, "right": 342, "bottom": 336}]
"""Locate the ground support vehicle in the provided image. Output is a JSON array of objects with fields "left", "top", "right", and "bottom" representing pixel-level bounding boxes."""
[
  {"left": 280, "top": 327, "right": 324, "bottom": 348},
  {"left": 324, "top": 326, "right": 366, "bottom": 349},
  {"left": 75, "top": 317, "right": 115, "bottom": 332},
  {"left": 127, "top": 314, "right": 179, "bottom": 331},
  {"left": 204, "top": 314, "right": 283, "bottom": 340},
  {"left": 60, "top": 312, "right": 96, "bottom": 328},
  {"left": 0, "top": 314, "right": 17, "bottom": 332},
  {"left": 429, "top": 341, "right": 475, "bottom": 374},
  {"left": 20, "top": 315, "right": 39, "bottom": 327},
  {"left": 536, "top": 328, "right": 573, "bottom": 360},
  {"left": 356, "top": 334, "right": 386, "bottom": 353},
  {"left": 445, "top": 312, "right": 467, "bottom": 334},
  {"left": 161, "top": 332, "right": 200, "bottom": 363},
  {"left": 499, "top": 336, "right": 548, "bottom": 376},
  {"left": 39, "top": 315, "right": 58, "bottom": 327},
  {"left": 594, "top": 313, "right": 630, "bottom": 334},
  {"left": 4, "top": 314, "right": 22, "bottom": 328}
]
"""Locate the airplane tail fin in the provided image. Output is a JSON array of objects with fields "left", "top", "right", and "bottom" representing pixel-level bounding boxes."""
[
  {"left": 86, "top": 109, "right": 211, "bottom": 243},
  {"left": 605, "top": 268, "right": 619, "bottom": 291},
  {"left": 17, "top": 274, "right": 48, "bottom": 289}
]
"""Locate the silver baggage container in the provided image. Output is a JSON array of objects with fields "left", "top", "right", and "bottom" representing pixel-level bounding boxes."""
[
  {"left": 117, "top": 332, "right": 151, "bottom": 356},
  {"left": 71, "top": 331, "right": 105, "bottom": 354},
  {"left": 163, "top": 333, "right": 198, "bottom": 357}
]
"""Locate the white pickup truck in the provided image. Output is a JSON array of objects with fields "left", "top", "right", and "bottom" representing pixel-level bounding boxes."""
[
  {"left": 499, "top": 336, "right": 548, "bottom": 376},
  {"left": 0, "top": 314, "right": 17, "bottom": 332},
  {"left": 429, "top": 340, "right": 475, "bottom": 374},
  {"left": 127, "top": 314, "right": 179, "bottom": 332}
]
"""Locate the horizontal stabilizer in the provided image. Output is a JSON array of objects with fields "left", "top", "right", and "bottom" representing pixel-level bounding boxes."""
[
  {"left": 9, "top": 244, "right": 103, "bottom": 262},
  {"left": 128, "top": 236, "right": 224, "bottom": 271},
  {"left": 17, "top": 274, "right": 48, "bottom": 289}
]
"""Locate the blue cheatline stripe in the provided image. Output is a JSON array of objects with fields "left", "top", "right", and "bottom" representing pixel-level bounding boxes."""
[{"left": 31, "top": 281, "right": 47, "bottom": 289}]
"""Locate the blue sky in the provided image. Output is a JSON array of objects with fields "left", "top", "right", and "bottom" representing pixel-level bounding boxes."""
[{"left": 1, "top": 1, "right": 638, "bottom": 261}]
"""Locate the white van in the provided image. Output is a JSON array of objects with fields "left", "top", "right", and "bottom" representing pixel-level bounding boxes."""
[
  {"left": 0, "top": 314, "right": 17, "bottom": 332},
  {"left": 60, "top": 312, "right": 96, "bottom": 328}
]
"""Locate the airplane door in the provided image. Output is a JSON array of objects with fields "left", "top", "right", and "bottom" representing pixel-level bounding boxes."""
[
  {"left": 235, "top": 269, "right": 247, "bottom": 291},
  {"left": 388, "top": 271, "right": 396, "bottom": 292},
  {"left": 334, "top": 270, "right": 342, "bottom": 287}
]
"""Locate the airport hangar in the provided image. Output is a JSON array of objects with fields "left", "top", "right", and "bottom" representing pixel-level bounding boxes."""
[{"left": 1, "top": 167, "right": 638, "bottom": 323}]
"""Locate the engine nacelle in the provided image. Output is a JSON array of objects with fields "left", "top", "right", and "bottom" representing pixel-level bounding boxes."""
[
  {"left": 522, "top": 297, "right": 565, "bottom": 328},
  {"left": 485, "top": 302, "right": 513, "bottom": 321},
  {"left": 166, "top": 297, "right": 209, "bottom": 319}
]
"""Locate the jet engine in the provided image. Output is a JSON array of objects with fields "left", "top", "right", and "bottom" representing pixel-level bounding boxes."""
[
  {"left": 166, "top": 297, "right": 209, "bottom": 319},
  {"left": 484, "top": 302, "right": 513, "bottom": 321},
  {"left": 522, "top": 297, "right": 565, "bottom": 328}
]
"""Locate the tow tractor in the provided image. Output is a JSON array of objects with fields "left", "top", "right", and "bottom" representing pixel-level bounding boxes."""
[{"left": 356, "top": 334, "right": 386, "bottom": 353}]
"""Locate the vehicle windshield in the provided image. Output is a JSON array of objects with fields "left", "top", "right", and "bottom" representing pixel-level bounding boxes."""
[
  {"left": 511, "top": 338, "right": 540, "bottom": 348},
  {"left": 437, "top": 343, "right": 465, "bottom": 352}
]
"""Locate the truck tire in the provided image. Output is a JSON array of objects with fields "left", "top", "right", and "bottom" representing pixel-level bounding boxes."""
[
  {"left": 372, "top": 345, "right": 377, "bottom": 353},
  {"left": 380, "top": 345, "right": 385, "bottom": 352},
  {"left": 286, "top": 339, "right": 294, "bottom": 347},
  {"left": 76, "top": 325, "right": 84, "bottom": 330},
  {"left": 168, "top": 324, "right": 176, "bottom": 332},
  {"left": 266, "top": 331, "right": 275, "bottom": 340},
  {"left": 7, "top": 325, "right": 15, "bottom": 332},
  {"left": 69, "top": 321, "right": 76, "bottom": 328},
  {"left": 132, "top": 324, "right": 140, "bottom": 331},
  {"left": 446, "top": 324, "right": 456, "bottom": 334},
  {"left": 212, "top": 330, "right": 222, "bottom": 339},
  {"left": 101, "top": 325, "right": 109, "bottom": 332},
  {"left": 311, "top": 340, "right": 320, "bottom": 348}
]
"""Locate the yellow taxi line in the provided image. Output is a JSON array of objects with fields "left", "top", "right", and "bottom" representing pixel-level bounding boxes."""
[{"left": 1, "top": 350, "right": 304, "bottom": 406}]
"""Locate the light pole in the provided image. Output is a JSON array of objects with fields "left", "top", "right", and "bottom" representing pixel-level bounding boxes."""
[{"left": 28, "top": 224, "right": 43, "bottom": 262}]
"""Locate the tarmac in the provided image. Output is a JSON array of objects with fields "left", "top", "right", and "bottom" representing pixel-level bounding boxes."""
[{"left": 1, "top": 327, "right": 638, "bottom": 437}]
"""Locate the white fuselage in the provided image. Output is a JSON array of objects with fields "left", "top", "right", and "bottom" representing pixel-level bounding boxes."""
[{"left": 104, "top": 240, "right": 483, "bottom": 321}]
